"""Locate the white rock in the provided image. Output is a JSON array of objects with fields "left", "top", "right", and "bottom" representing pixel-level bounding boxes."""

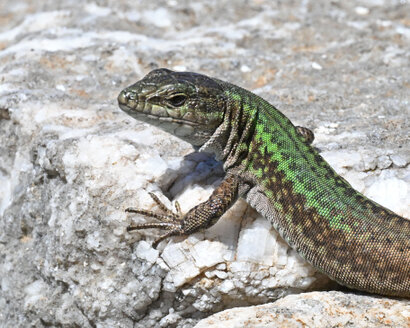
[
  {"left": 366, "top": 175, "right": 409, "bottom": 216},
  {"left": 165, "top": 261, "right": 201, "bottom": 288},
  {"left": 311, "top": 62, "right": 322, "bottom": 70},
  {"left": 192, "top": 240, "right": 226, "bottom": 268},
  {"left": 390, "top": 154, "right": 407, "bottom": 168},
  {"left": 240, "top": 65, "right": 251, "bottom": 73},
  {"left": 161, "top": 243, "right": 187, "bottom": 268},
  {"left": 355, "top": 6, "right": 369, "bottom": 15},
  {"left": 24, "top": 280, "right": 49, "bottom": 308},
  {"left": 142, "top": 8, "right": 172, "bottom": 28},
  {"left": 214, "top": 270, "right": 228, "bottom": 279},
  {"left": 219, "top": 280, "right": 235, "bottom": 293},
  {"left": 136, "top": 241, "right": 159, "bottom": 263},
  {"left": 377, "top": 155, "right": 392, "bottom": 169},
  {"left": 236, "top": 217, "right": 277, "bottom": 266}
]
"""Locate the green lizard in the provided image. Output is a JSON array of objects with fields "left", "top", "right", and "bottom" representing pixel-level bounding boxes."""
[{"left": 118, "top": 68, "right": 410, "bottom": 298}]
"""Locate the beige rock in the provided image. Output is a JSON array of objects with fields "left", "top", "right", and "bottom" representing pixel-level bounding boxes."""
[{"left": 194, "top": 291, "right": 410, "bottom": 328}]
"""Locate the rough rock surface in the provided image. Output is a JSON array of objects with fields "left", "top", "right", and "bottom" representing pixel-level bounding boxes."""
[
  {"left": 0, "top": 1, "right": 409, "bottom": 327},
  {"left": 194, "top": 291, "right": 410, "bottom": 328}
]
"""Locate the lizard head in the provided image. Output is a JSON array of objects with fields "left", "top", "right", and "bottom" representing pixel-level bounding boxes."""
[{"left": 118, "top": 68, "right": 226, "bottom": 146}]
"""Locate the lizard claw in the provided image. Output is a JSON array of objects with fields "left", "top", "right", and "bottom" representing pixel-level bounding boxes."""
[
  {"left": 125, "top": 193, "right": 185, "bottom": 247},
  {"left": 126, "top": 222, "right": 183, "bottom": 248},
  {"left": 125, "top": 193, "right": 183, "bottom": 223}
]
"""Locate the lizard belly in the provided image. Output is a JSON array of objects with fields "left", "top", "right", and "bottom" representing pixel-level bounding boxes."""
[{"left": 245, "top": 184, "right": 295, "bottom": 247}]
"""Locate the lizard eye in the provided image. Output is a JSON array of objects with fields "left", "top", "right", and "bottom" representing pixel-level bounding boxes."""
[{"left": 167, "top": 94, "right": 187, "bottom": 107}]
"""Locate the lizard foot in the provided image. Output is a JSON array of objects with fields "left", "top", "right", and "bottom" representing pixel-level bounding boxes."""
[{"left": 126, "top": 192, "right": 184, "bottom": 248}]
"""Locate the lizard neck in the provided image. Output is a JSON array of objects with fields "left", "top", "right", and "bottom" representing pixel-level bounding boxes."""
[{"left": 200, "top": 85, "right": 259, "bottom": 170}]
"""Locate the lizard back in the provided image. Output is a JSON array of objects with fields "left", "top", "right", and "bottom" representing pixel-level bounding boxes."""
[{"left": 224, "top": 84, "right": 410, "bottom": 297}]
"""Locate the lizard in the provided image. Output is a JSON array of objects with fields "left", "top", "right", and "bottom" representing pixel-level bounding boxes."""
[{"left": 117, "top": 68, "right": 410, "bottom": 298}]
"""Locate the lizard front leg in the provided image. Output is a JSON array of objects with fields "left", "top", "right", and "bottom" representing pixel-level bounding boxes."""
[{"left": 126, "top": 174, "right": 239, "bottom": 248}]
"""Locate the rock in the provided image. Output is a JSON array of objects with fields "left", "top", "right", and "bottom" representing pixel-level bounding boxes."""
[
  {"left": 194, "top": 291, "right": 410, "bottom": 328},
  {"left": 0, "top": 1, "right": 409, "bottom": 327},
  {"left": 390, "top": 154, "right": 408, "bottom": 168}
]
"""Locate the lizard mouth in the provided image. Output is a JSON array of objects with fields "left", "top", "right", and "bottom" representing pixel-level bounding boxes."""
[{"left": 118, "top": 91, "right": 199, "bottom": 127}]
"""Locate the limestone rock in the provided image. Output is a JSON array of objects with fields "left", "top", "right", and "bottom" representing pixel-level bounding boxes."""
[
  {"left": 194, "top": 291, "right": 410, "bottom": 328},
  {"left": 0, "top": 1, "right": 409, "bottom": 327}
]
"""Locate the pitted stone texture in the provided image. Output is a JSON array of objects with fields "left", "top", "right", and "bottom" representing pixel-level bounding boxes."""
[
  {"left": 0, "top": 0, "right": 409, "bottom": 327},
  {"left": 194, "top": 291, "right": 410, "bottom": 328}
]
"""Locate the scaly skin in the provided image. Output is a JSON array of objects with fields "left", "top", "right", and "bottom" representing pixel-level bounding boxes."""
[{"left": 118, "top": 68, "right": 410, "bottom": 297}]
